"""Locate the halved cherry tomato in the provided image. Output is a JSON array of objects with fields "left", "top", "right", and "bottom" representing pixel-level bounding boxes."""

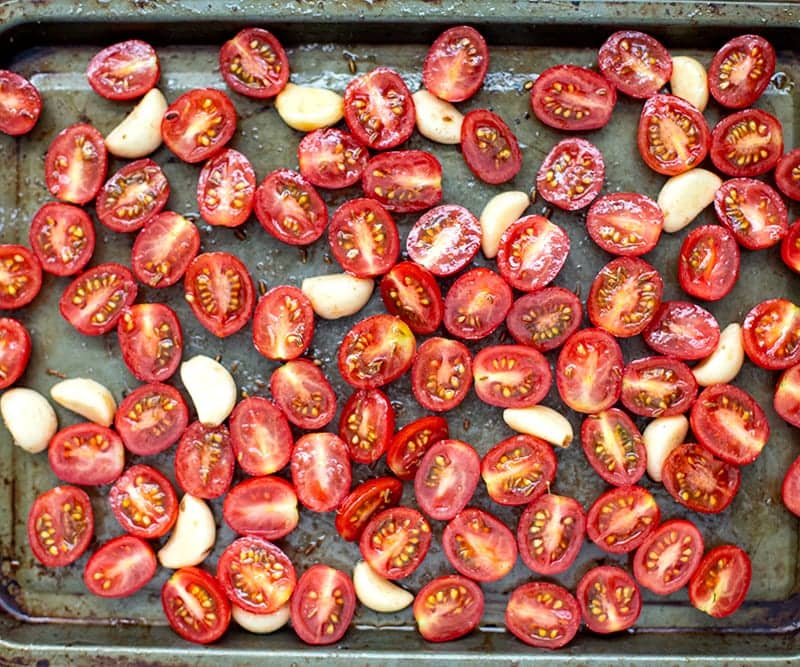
[
  {"left": 45, "top": 123, "right": 108, "bottom": 204},
  {"left": 338, "top": 314, "right": 416, "bottom": 389},
  {"left": 360, "top": 506, "right": 432, "bottom": 580},
  {"left": 335, "top": 476, "right": 403, "bottom": 542},
  {"left": 443, "top": 267, "right": 512, "bottom": 340},
  {"left": 290, "top": 432, "right": 351, "bottom": 513},
  {"left": 662, "top": 443, "right": 741, "bottom": 513},
  {"left": 714, "top": 178, "right": 788, "bottom": 249},
  {"left": 411, "top": 337, "right": 473, "bottom": 412},
  {"left": 86, "top": 40, "right": 159, "bottom": 100},
  {"left": 443, "top": 507, "right": 517, "bottom": 582},
  {"left": 96, "top": 158, "right": 169, "bottom": 233},
  {"left": 709, "top": 34, "right": 775, "bottom": 109},
  {"left": 270, "top": 358, "right": 337, "bottom": 429},
  {"left": 423, "top": 25, "right": 489, "bottom": 102},
  {"left": 0, "top": 318, "right": 30, "bottom": 389},
  {"left": 299, "top": 128, "right": 368, "bottom": 190},
  {"left": 620, "top": 355, "right": 698, "bottom": 418},
  {"left": 776, "top": 148, "right": 800, "bottom": 202},
  {"left": 775, "top": 364, "right": 800, "bottom": 429},
  {"left": 174, "top": 422, "right": 235, "bottom": 500},
  {"left": 505, "top": 287, "right": 582, "bottom": 352},
  {"left": 380, "top": 261, "right": 444, "bottom": 335},
  {"left": 223, "top": 476, "right": 298, "bottom": 540},
  {"left": 162, "top": 566, "right": 231, "bottom": 644},
  {"left": 481, "top": 434, "right": 557, "bottom": 506},
  {"left": 0, "top": 244, "right": 42, "bottom": 310},
  {"left": 117, "top": 303, "right": 182, "bottom": 383},
  {"left": 219, "top": 27, "right": 289, "bottom": 99},
  {"left": 229, "top": 396, "right": 292, "bottom": 476},
  {"left": 505, "top": 581, "right": 580, "bottom": 649},
  {"left": 472, "top": 344, "right": 551, "bottom": 409},
  {"left": 362, "top": 150, "right": 443, "bottom": 214},
  {"left": 556, "top": 327, "right": 623, "bottom": 414},
  {"left": 291, "top": 565, "right": 356, "bottom": 645},
  {"left": 329, "top": 198, "right": 400, "bottom": 277},
  {"left": 414, "top": 438, "right": 480, "bottom": 521},
  {"left": 598, "top": 30, "right": 672, "bottom": 99},
  {"left": 460, "top": 109, "right": 522, "bottom": 184},
  {"left": 588, "top": 256, "right": 663, "bottom": 337},
  {"left": 710, "top": 108, "right": 783, "bottom": 177},
  {"left": 637, "top": 94, "right": 709, "bottom": 175},
  {"left": 530, "top": 65, "right": 616, "bottom": 132},
  {"left": 406, "top": 204, "right": 481, "bottom": 276},
  {"left": 781, "top": 220, "right": 800, "bottom": 273},
  {"left": 689, "top": 544, "right": 751, "bottom": 618},
  {"left": 254, "top": 168, "right": 328, "bottom": 245},
  {"left": 27, "top": 485, "right": 94, "bottom": 568},
  {"left": 0, "top": 70, "right": 41, "bottom": 135},
  {"left": 29, "top": 202, "right": 95, "bottom": 277},
  {"left": 108, "top": 464, "right": 178, "bottom": 539},
  {"left": 48, "top": 423, "right": 125, "bottom": 486},
  {"left": 690, "top": 383, "right": 769, "bottom": 465},
  {"left": 84, "top": 535, "right": 156, "bottom": 598},
  {"left": 643, "top": 300, "right": 721, "bottom": 360},
  {"left": 586, "top": 192, "right": 663, "bottom": 256},
  {"left": 197, "top": 148, "right": 255, "bottom": 228},
  {"left": 414, "top": 574, "right": 484, "bottom": 642},
  {"left": 633, "top": 518, "right": 704, "bottom": 595},
  {"left": 344, "top": 66, "right": 415, "bottom": 150},
  {"left": 132, "top": 211, "right": 200, "bottom": 288},
  {"left": 59, "top": 262, "right": 137, "bottom": 335},
  {"left": 781, "top": 452, "right": 800, "bottom": 516},
  {"left": 184, "top": 251, "right": 255, "bottom": 338},
  {"left": 536, "top": 137, "right": 605, "bottom": 211},
  {"left": 338, "top": 388, "right": 395, "bottom": 464},
  {"left": 517, "top": 493, "right": 585, "bottom": 575},
  {"left": 678, "top": 224, "right": 740, "bottom": 302},
  {"left": 252, "top": 285, "right": 314, "bottom": 361},
  {"left": 387, "top": 415, "right": 449, "bottom": 480},
  {"left": 581, "top": 408, "right": 646, "bottom": 486},
  {"left": 742, "top": 298, "right": 800, "bottom": 370},
  {"left": 576, "top": 565, "right": 642, "bottom": 633},
  {"left": 586, "top": 485, "right": 660, "bottom": 554},
  {"left": 161, "top": 88, "right": 236, "bottom": 163},
  {"left": 114, "top": 382, "right": 189, "bottom": 456},
  {"left": 496, "top": 215, "right": 569, "bottom": 291}
]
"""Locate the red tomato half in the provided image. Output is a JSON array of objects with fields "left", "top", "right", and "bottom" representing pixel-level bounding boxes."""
[
  {"left": 496, "top": 215, "right": 569, "bottom": 291},
  {"left": 362, "top": 150, "right": 443, "bottom": 214},
  {"left": 556, "top": 327, "right": 623, "bottom": 414},
  {"left": 84, "top": 535, "right": 156, "bottom": 598},
  {"left": 505, "top": 287, "right": 582, "bottom": 352},
  {"left": 581, "top": 408, "right": 646, "bottom": 486},
  {"left": 411, "top": 337, "right": 473, "bottom": 412},
  {"left": 662, "top": 443, "right": 741, "bottom": 513},
  {"left": 291, "top": 565, "right": 356, "bottom": 645},
  {"left": 174, "top": 422, "right": 235, "bottom": 500},
  {"left": 252, "top": 285, "right": 314, "bottom": 361},
  {"left": 197, "top": 148, "right": 255, "bottom": 228},
  {"left": 380, "top": 261, "right": 444, "bottom": 335},
  {"left": 0, "top": 70, "right": 41, "bottom": 135},
  {"left": 360, "top": 506, "right": 432, "bottom": 580},
  {"left": 714, "top": 178, "right": 788, "bottom": 249},
  {"left": 530, "top": 65, "right": 616, "bottom": 132},
  {"left": 27, "top": 485, "right": 94, "bottom": 568},
  {"left": 338, "top": 388, "right": 395, "bottom": 464},
  {"left": 637, "top": 94, "right": 709, "bottom": 175},
  {"left": 775, "top": 364, "right": 800, "bottom": 429},
  {"left": 710, "top": 108, "right": 783, "bottom": 177},
  {"left": 709, "top": 34, "right": 775, "bottom": 109},
  {"left": 776, "top": 148, "right": 800, "bottom": 202},
  {"left": 254, "top": 168, "right": 328, "bottom": 245},
  {"left": 270, "top": 358, "right": 337, "bottom": 430},
  {"left": 344, "top": 67, "right": 415, "bottom": 150},
  {"left": 742, "top": 298, "right": 800, "bottom": 370},
  {"left": 643, "top": 300, "right": 720, "bottom": 360},
  {"left": 536, "top": 137, "right": 605, "bottom": 211},
  {"left": 29, "top": 202, "right": 95, "bottom": 277},
  {"left": 505, "top": 582, "right": 580, "bottom": 649},
  {"left": 335, "top": 476, "right": 403, "bottom": 542},
  {"left": 586, "top": 485, "right": 660, "bottom": 554},
  {"left": 442, "top": 507, "right": 517, "bottom": 582},
  {"left": 299, "top": 128, "right": 368, "bottom": 190},
  {"left": 0, "top": 318, "right": 30, "bottom": 389},
  {"left": 620, "top": 355, "right": 698, "bottom": 418},
  {"left": 406, "top": 204, "right": 481, "bottom": 277},
  {"left": 223, "top": 476, "right": 298, "bottom": 540},
  {"left": 117, "top": 303, "right": 182, "bottom": 383},
  {"left": 114, "top": 382, "right": 188, "bottom": 456},
  {"left": 443, "top": 267, "right": 512, "bottom": 340},
  {"left": 423, "top": 25, "right": 489, "bottom": 102},
  {"left": 161, "top": 88, "right": 236, "bottom": 163},
  {"left": 633, "top": 518, "right": 704, "bottom": 595},
  {"left": 45, "top": 123, "right": 108, "bottom": 204},
  {"left": 291, "top": 432, "right": 351, "bottom": 513},
  {"left": 229, "top": 396, "right": 292, "bottom": 476},
  {"left": 576, "top": 565, "right": 642, "bottom": 633},
  {"left": 49, "top": 423, "right": 125, "bottom": 486},
  {"left": 329, "top": 198, "right": 400, "bottom": 277},
  {"left": 586, "top": 192, "right": 664, "bottom": 256},
  {"left": 461, "top": 109, "right": 522, "bottom": 184},
  {"left": 598, "top": 30, "right": 672, "bottom": 99},
  {"left": 473, "top": 344, "right": 551, "bottom": 409},
  {"left": 517, "top": 493, "right": 585, "bottom": 575},
  {"left": 219, "top": 27, "right": 289, "bottom": 98},
  {"left": 338, "top": 314, "right": 416, "bottom": 389},
  {"left": 387, "top": 415, "right": 449, "bottom": 480},
  {"left": 162, "top": 567, "right": 231, "bottom": 644},
  {"left": 781, "top": 452, "right": 800, "bottom": 516},
  {"left": 414, "top": 575, "right": 484, "bottom": 643},
  {"left": 782, "top": 220, "right": 800, "bottom": 273},
  {"left": 96, "top": 158, "right": 170, "bottom": 233},
  {"left": 0, "top": 244, "right": 42, "bottom": 310},
  {"left": 689, "top": 545, "right": 751, "bottom": 618},
  {"left": 86, "top": 40, "right": 159, "bottom": 100},
  {"left": 414, "top": 438, "right": 480, "bottom": 521},
  {"left": 481, "top": 434, "right": 557, "bottom": 506},
  {"left": 678, "top": 224, "right": 740, "bottom": 302},
  {"left": 131, "top": 211, "right": 200, "bottom": 288},
  {"left": 108, "top": 464, "right": 178, "bottom": 539},
  {"left": 60, "top": 262, "right": 137, "bottom": 336}
]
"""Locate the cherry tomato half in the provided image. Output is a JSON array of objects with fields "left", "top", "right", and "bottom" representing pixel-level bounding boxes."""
[
  {"left": 781, "top": 452, "right": 800, "bottom": 516},
  {"left": 27, "top": 485, "right": 94, "bottom": 568},
  {"left": 114, "top": 382, "right": 189, "bottom": 456},
  {"left": 782, "top": 220, "right": 800, "bottom": 273},
  {"left": 252, "top": 285, "right": 314, "bottom": 361},
  {"left": 678, "top": 224, "right": 740, "bottom": 302},
  {"left": 775, "top": 364, "right": 800, "bottom": 429},
  {"left": 344, "top": 67, "right": 415, "bottom": 150},
  {"left": 662, "top": 443, "right": 741, "bottom": 514},
  {"left": 637, "top": 94, "right": 709, "bottom": 175},
  {"left": 59, "top": 262, "right": 137, "bottom": 336},
  {"left": 131, "top": 211, "right": 200, "bottom": 288},
  {"left": 174, "top": 422, "right": 235, "bottom": 500},
  {"left": 0, "top": 318, "right": 30, "bottom": 389},
  {"left": 643, "top": 300, "right": 721, "bottom": 360},
  {"left": 414, "top": 438, "right": 480, "bottom": 521},
  {"left": 362, "top": 150, "right": 443, "bottom": 214},
  {"left": 505, "top": 287, "right": 582, "bottom": 352},
  {"left": 423, "top": 25, "right": 489, "bottom": 102},
  {"left": 481, "top": 434, "right": 557, "bottom": 506},
  {"left": 335, "top": 476, "right": 403, "bottom": 542},
  {"left": 473, "top": 344, "right": 552, "bottom": 409},
  {"left": 443, "top": 267, "right": 512, "bottom": 340},
  {"left": 620, "top": 355, "right": 698, "bottom": 418},
  {"left": 29, "top": 202, "right": 95, "bottom": 277},
  {"left": 406, "top": 204, "right": 481, "bottom": 277},
  {"left": 290, "top": 432, "right": 351, "bottom": 513},
  {"left": 45, "top": 123, "right": 108, "bottom": 204},
  {"left": 709, "top": 34, "right": 775, "bottom": 109},
  {"left": 270, "top": 358, "right": 337, "bottom": 430},
  {"left": 338, "top": 314, "right": 416, "bottom": 389},
  {"left": 108, "top": 464, "right": 178, "bottom": 539},
  {"left": 714, "top": 178, "right": 788, "bottom": 250},
  {"left": 197, "top": 148, "right": 256, "bottom": 228},
  {"left": 254, "top": 168, "right": 328, "bottom": 245},
  {"left": 291, "top": 565, "right": 356, "bottom": 645},
  {"left": 742, "top": 298, "right": 800, "bottom": 370},
  {"left": 632, "top": 518, "right": 704, "bottom": 595},
  {"left": 229, "top": 396, "right": 292, "bottom": 476},
  {"left": 83, "top": 535, "right": 156, "bottom": 598},
  {"left": 162, "top": 566, "right": 231, "bottom": 644},
  {"left": 223, "top": 476, "right": 298, "bottom": 540},
  {"left": 0, "top": 70, "right": 41, "bottom": 135},
  {"left": 505, "top": 581, "right": 580, "bottom": 649},
  {"left": 496, "top": 215, "right": 569, "bottom": 292},
  {"left": 338, "top": 388, "right": 395, "bottom": 464},
  {"left": 586, "top": 192, "right": 664, "bottom": 257},
  {"left": 0, "top": 244, "right": 42, "bottom": 310},
  {"left": 411, "top": 337, "right": 473, "bottom": 412},
  {"left": 442, "top": 507, "right": 518, "bottom": 582},
  {"left": 598, "top": 30, "right": 672, "bottom": 99},
  {"left": 49, "top": 423, "right": 125, "bottom": 486},
  {"left": 775, "top": 148, "right": 800, "bottom": 202},
  {"left": 556, "top": 327, "right": 623, "bottom": 414},
  {"left": 328, "top": 198, "right": 400, "bottom": 277},
  {"left": 530, "top": 65, "right": 616, "bottom": 132},
  {"left": 380, "top": 261, "right": 444, "bottom": 335},
  {"left": 96, "top": 158, "right": 169, "bottom": 233},
  {"left": 536, "top": 137, "right": 605, "bottom": 211},
  {"left": 461, "top": 109, "right": 522, "bottom": 184},
  {"left": 710, "top": 108, "right": 783, "bottom": 177},
  {"left": 387, "top": 415, "right": 449, "bottom": 481},
  {"left": 576, "top": 565, "right": 642, "bottom": 633},
  {"left": 161, "top": 88, "right": 237, "bottom": 163},
  {"left": 581, "top": 408, "right": 646, "bottom": 486},
  {"left": 586, "top": 485, "right": 660, "bottom": 554},
  {"left": 219, "top": 27, "right": 289, "bottom": 99},
  {"left": 86, "top": 40, "right": 159, "bottom": 101},
  {"left": 414, "top": 575, "right": 484, "bottom": 642},
  {"left": 299, "top": 128, "right": 368, "bottom": 191},
  {"left": 360, "top": 506, "right": 432, "bottom": 580},
  {"left": 517, "top": 493, "right": 585, "bottom": 575},
  {"left": 689, "top": 544, "right": 751, "bottom": 618},
  {"left": 117, "top": 303, "right": 182, "bottom": 383}
]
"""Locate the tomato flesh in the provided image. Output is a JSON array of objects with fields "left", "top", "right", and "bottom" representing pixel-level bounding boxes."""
[
  {"left": 335, "top": 476, "right": 403, "bottom": 542},
  {"left": 411, "top": 337, "right": 473, "bottom": 412},
  {"left": 219, "top": 27, "right": 289, "bottom": 99},
  {"left": 0, "top": 70, "right": 41, "bottom": 135},
  {"left": 473, "top": 344, "right": 551, "bottom": 409},
  {"left": 709, "top": 34, "right": 775, "bottom": 109},
  {"left": 328, "top": 198, "right": 400, "bottom": 277},
  {"left": 223, "top": 476, "right": 299, "bottom": 540},
  {"left": 678, "top": 224, "right": 740, "bottom": 302},
  {"left": 290, "top": 565, "right": 356, "bottom": 645},
  {"left": 516, "top": 493, "right": 585, "bottom": 575},
  {"left": 443, "top": 267, "right": 513, "bottom": 340},
  {"left": 0, "top": 244, "right": 42, "bottom": 310},
  {"left": 27, "top": 485, "right": 94, "bottom": 568},
  {"left": 505, "top": 581, "right": 580, "bottom": 649},
  {"left": 162, "top": 566, "right": 231, "bottom": 644},
  {"left": 29, "top": 202, "right": 95, "bottom": 277},
  {"left": 460, "top": 109, "right": 522, "bottom": 184},
  {"left": 131, "top": 211, "right": 201, "bottom": 288},
  {"left": 423, "top": 25, "right": 489, "bottom": 102},
  {"left": 442, "top": 507, "right": 518, "bottom": 582},
  {"left": 96, "top": 158, "right": 169, "bottom": 233},
  {"left": 710, "top": 108, "right": 783, "bottom": 177},
  {"left": 109, "top": 464, "right": 178, "bottom": 539},
  {"left": 86, "top": 40, "right": 159, "bottom": 101},
  {"left": 0, "top": 317, "right": 31, "bottom": 389},
  {"left": 637, "top": 94, "right": 709, "bottom": 175},
  {"left": 505, "top": 286, "right": 582, "bottom": 352},
  {"left": 362, "top": 150, "right": 443, "bottom": 213},
  {"left": 161, "top": 88, "right": 237, "bottom": 163},
  {"left": 229, "top": 396, "right": 292, "bottom": 476},
  {"left": 742, "top": 298, "right": 800, "bottom": 371},
  {"left": 406, "top": 204, "right": 481, "bottom": 277},
  {"left": 252, "top": 285, "right": 314, "bottom": 361},
  {"left": 45, "top": 123, "right": 108, "bottom": 205},
  {"left": 689, "top": 544, "right": 751, "bottom": 618},
  {"left": 84, "top": 535, "right": 157, "bottom": 598},
  {"left": 643, "top": 300, "right": 720, "bottom": 360},
  {"left": 581, "top": 408, "right": 646, "bottom": 486},
  {"left": 414, "top": 438, "right": 480, "bottom": 521},
  {"left": 290, "top": 432, "right": 351, "bottom": 513},
  {"left": 338, "top": 314, "right": 416, "bottom": 389},
  {"left": 299, "top": 128, "right": 368, "bottom": 190},
  {"left": 414, "top": 575, "right": 484, "bottom": 642},
  {"left": 270, "top": 358, "right": 337, "bottom": 430},
  {"left": 496, "top": 215, "right": 570, "bottom": 291},
  {"left": 114, "top": 382, "right": 189, "bottom": 456},
  {"left": 556, "top": 327, "right": 623, "bottom": 414},
  {"left": 714, "top": 178, "right": 788, "bottom": 250},
  {"left": 662, "top": 443, "right": 741, "bottom": 514},
  {"left": 359, "top": 506, "right": 432, "bottom": 580},
  {"left": 576, "top": 565, "right": 642, "bottom": 633},
  {"left": 59, "top": 262, "right": 137, "bottom": 336},
  {"left": 197, "top": 148, "right": 256, "bottom": 228},
  {"left": 174, "top": 422, "right": 235, "bottom": 500},
  {"left": 633, "top": 518, "right": 704, "bottom": 595},
  {"left": 586, "top": 485, "right": 660, "bottom": 554},
  {"left": 254, "top": 168, "right": 328, "bottom": 245},
  {"left": 536, "top": 137, "right": 605, "bottom": 211},
  {"left": 620, "top": 355, "right": 698, "bottom": 418},
  {"left": 380, "top": 261, "right": 444, "bottom": 335},
  {"left": 598, "top": 30, "right": 672, "bottom": 99},
  {"left": 48, "top": 423, "right": 125, "bottom": 486},
  {"left": 117, "top": 303, "right": 183, "bottom": 383},
  {"left": 344, "top": 67, "right": 415, "bottom": 150},
  {"left": 530, "top": 65, "right": 616, "bottom": 132},
  {"left": 586, "top": 192, "right": 663, "bottom": 257},
  {"left": 387, "top": 415, "right": 449, "bottom": 480}
]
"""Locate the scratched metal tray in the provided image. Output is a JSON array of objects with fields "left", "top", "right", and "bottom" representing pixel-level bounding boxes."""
[{"left": 1, "top": 1, "right": 800, "bottom": 665}]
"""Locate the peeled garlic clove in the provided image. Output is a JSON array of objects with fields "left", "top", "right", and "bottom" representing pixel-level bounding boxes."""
[
  {"left": 692, "top": 323, "right": 745, "bottom": 386},
  {"left": 50, "top": 378, "right": 116, "bottom": 427},
  {"left": 502, "top": 405, "right": 573, "bottom": 448},
  {"left": 275, "top": 82, "right": 344, "bottom": 132},
  {"left": 233, "top": 603, "right": 291, "bottom": 634},
  {"left": 643, "top": 414, "right": 689, "bottom": 482},
  {"left": 479, "top": 191, "right": 530, "bottom": 259},
  {"left": 412, "top": 89, "right": 464, "bottom": 144},
  {"left": 180, "top": 355, "right": 237, "bottom": 426},
  {"left": 157, "top": 494, "right": 216, "bottom": 569},
  {"left": 105, "top": 88, "right": 167, "bottom": 158},
  {"left": 670, "top": 56, "right": 709, "bottom": 112},
  {"left": 658, "top": 168, "right": 722, "bottom": 233},
  {"left": 1, "top": 387, "right": 58, "bottom": 453},
  {"left": 301, "top": 273, "right": 374, "bottom": 320},
  {"left": 353, "top": 560, "right": 414, "bottom": 613}
]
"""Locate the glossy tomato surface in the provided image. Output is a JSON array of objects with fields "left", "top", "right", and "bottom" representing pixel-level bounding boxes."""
[
  {"left": 442, "top": 507, "right": 518, "bottom": 582},
  {"left": 197, "top": 148, "right": 256, "bottom": 228},
  {"left": 86, "top": 40, "right": 159, "bottom": 100},
  {"left": 45, "top": 123, "right": 108, "bottom": 204},
  {"left": 473, "top": 344, "right": 551, "bottom": 409},
  {"left": 0, "top": 245, "right": 42, "bottom": 310},
  {"left": 782, "top": 452, "right": 800, "bottom": 516},
  {"left": 530, "top": 65, "right": 616, "bottom": 132},
  {"left": 775, "top": 364, "right": 800, "bottom": 429},
  {"left": 556, "top": 327, "right": 623, "bottom": 414},
  {"left": 414, "top": 574, "right": 484, "bottom": 642},
  {"left": 380, "top": 261, "right": 444, "bottom": 335},
  {"left": 96, "top": 158, "right": 169, "bottom": 232},
  {"left": 637, "top": 94, "right": 709, "bottom": 175},
  {"left": 781, "top": 220, "right": 800, "bottom": 273},
  {"left": 576, "top": 565, "right": 642, "bottom": 633},
  {"left": 335, "top": 476, "right": 403, "bottom": 542},
  {"left": 443, "top": 267, "right": 512, "bottom": 340},
  {"left": 517, "top": 493, "right": 585, "bottom": 575},
  {"left": 411, "top": 337, "right": 473, "bottom": 412},
  {"left": 270, "top": 358, "right": 337, "bottom": 429},
  {"left": 776, "top": 148, "right": 800, "bottom": 202},
  {"left": 709, "top": 34, "right": 775, "bottom": 109},
  {"left": 161, "top": 88, "right": 237, "bottom": 163},
  {"left": 339, "top": 388, "right": 395, "bottom": 464},
  {"left": 114, "top": 382, "right": 188, "bottom": 456},
  {"left": 338, "top": 314, "right": 416, "bottom": 389},
  {"left": 505, "top": 286, "right": 582, "bottom": 352},
  {"left": 387, "top": 415, "right": 449, "bottom": 480},
  {"left": 360, "top": 506, "right": 432, "bottom": 580},
  {"left": 59, "top": 262, "right": 137, "bottom": 335},
  {"left": 586, "top": 192, "right": 663, "bottom": 256},
  {"left": 83, "top": 535, "right": 156, "bottom": 598},
  {"left": 714, "top": 178, "right": 788, "bottom": 250},
  {"left": 290, "top": 565, "right": 356, "bottom": 645},
  {"left": 406, "top": 204, "right": 481, "bottom": 276},
  {"left": 117, "top": 303, "right": 183, "bottom": 383},
  {"left": 678, "top": 224, "right": 740, "bottom": 301},
  {"left": 290, "top": 432, "right": 351, "bottom": 513},
  {"left": 505, "top": 581, "right": 580, "bottom": 649},
  {"left": 662, "top": 443, "right": 741, "bottom": 513},
  {"left": 414, "top": 438, "right": 480, "bottom": 521},
  {"left": 423, "top": 25, "right": 489, "bottom": 102},
  {"left": 29, "top": 202, "right": 95, "bottom": 276},
  {"left": 581, "top": 408, "right": 646, "bottom": 486},
  {"left": 328, "top": 198, "right": 400, "bottom": 277},
  {"left": 0, "top": 318, "right": 30, "bottom": 389},
  {"left": 219, "top": 27, "right": 289, "bottom": 98},
  {"left": 496, "top": 215, "right": 569, "bottom": 291},
  {"left": 620, "top": 355, "right": 698, "bottom": 418},
  {"left": 536, "top": 137, "right": 605, "bottom": 211},
  {"left": 229, "top": 396, "right": 292, "bottom": 476},
  {"left": 481, "top": 434, "right": 557, "bottom": 506},
  {"left": 586, "top": 485, "right": 660, "bottom": 554},
  {"left": 131, "top": 211, "right": 200, "bottom": 288},
  {"left": 174, "top": 422, "right": 235, "bottom": 500},
  {"left": 710, "top": 108, "right": 783, "bottom": 177},
  {"left": 223, "top": 476, "right": 299, "bottom": 540},
  {"left": 362, "top": 150, "right": 443, "bottom": 213},
  {"left": 0, "top": 70, "right": 41, "bottom": 135},
  {"left": 162, "top": 566, "right": 231, "bottom": 644},
  {"left": 742, "top": 298, "right": 800, "bottom": 370},
  {"left": 299, "top": 128, "right": 368, "bottom": 190},
  {"left": 27, "top": 485, "right": 94, "bottom": 568},
  {"left": 252, "top": 285, "right": 314, "bottom": 361},
  {"left": 254, "top": 168, "right": 328, "bottom": 245},
  {"left": 460, "top": 109, "right": 522, "bottom": 184},
  {"left": 109, "top": 464, "right": 178, "bottom": 539},
  {"left": 689, "top": 545, "right": 751, "bottom": 618},
  {"left": 48, "top": 423, "right": 125, "bottom": 486},
  {"left": 643, "top": 300, "right": 720, "bottom": 360},
  {"left": 598, "top": 30, "right": 672, "bottom": 98},
  {"left": 632, "top": 518, "right": 704, "bottom": 595}
]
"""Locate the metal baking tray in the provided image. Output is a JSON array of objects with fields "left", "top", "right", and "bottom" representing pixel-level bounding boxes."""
[{"left": 2, "top": 1, "right": 800, "bottom": 664}]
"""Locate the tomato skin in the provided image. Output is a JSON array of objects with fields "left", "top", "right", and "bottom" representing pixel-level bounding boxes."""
[
  {"left": 48, "top": 423, "right": 126, "bottom": 486},
  {"left": 643, "top": 300, "right": 721, "bottom": 361},
  {"left": 423, "top": 25, "right": 489, "bottom": 102},
  {"left": 0, "top": 317, "right": 31, "bottom": 389},
  {"left": 411, "top": 337, "right": 473, "bottom": 412},
  {"left": 252, "top": 285, "right": 314, "bottom": 361},
  {"left": 781, "top": 452, "right": 800, "bottom": 516},
  {"left": 406, "top": 204, "right": 482, "bottom": 277},
  {"left": 29, "top": 202, "right": 95, "bottom": 276},
  {"left": 197, "top": 148, "right": 256, "bottom": 228},
  {"left": 359, "top": 506, "right": 432, "bottom": 580},
  {"left": 598, "top": 30, "right": 672, "bottom": 99},
  {"left": 117, "top": 303, "right": 183, "bottom": 383},
  {"left": 586, "top": 485, "right": 660, "bottom": 554},
  {"left": 517, "top": 493, "right": 585, "bottom": 575},
  {"left": 662, "top": 443, "right": 741, "bottom": 513},
  {"left": 219, "top": 27, "right": 289, "bottom": 99},
  {"left": 299, "top": 128, "right": 368, "bottom": 190},
  {"left": 496, "top": 215, "right": 570, "bottom": 292},
  {"left": 328, "top": 198, "right": 400, "bottom": 277},
  {"left": 505, "top": 581, "right": 580, "bottom": 649},
  {"left": 380, "top": 261, "right": 444, "bottom": 335},
  {"left": 223, "top": 476, "right": 298, "bottom": 540},
  {"left": 586, "top": 192, "right": 664, "bottom": 257},
  {"left": 536, "top": 138, "right": 605, "bottom": 211},
  {"left": 254, "top": 168, "right": 328, "bottom": 246},
  {"left": 775, "top": 148, "right": 800, "bottom": 202},
  {"left": 290, "top": 432, "right": 352, "bottom": 513},
  {"left": 620, "top": 355, "right": 698, "bottom": 418},
  {"left": 530, "top": 64, "right": 616, "bottom": 132},
  {"left": 108, "top": 464, "right": 178, "bottom": 539},
  {"left": 473, "top": 344, "right": 552, "bottom": 409},
  {"left": 362, "top": 150, "right": 443, "bottom": 213},
  {"left": 632, "top": 518, "right": 704, "bottom": 595},
  {"left": 505, "top": 287, "right": 582, "bottom": 352},
  {"left": 414, "top": 575, "right": 484, "bottom": 643},
  {"left": 162, "top": 566, "right": 231, "bottom": 644},
  {"left": 339, "top": 389, "right": 394, "bottom": 464},
  {"left": 344, "top": 67, "right": 415, "bottom": 150},
  {"left": 27, "top": 485, "right": 94, "bottom": 568},
  {"left": 270, "top": 358, "right": 337, "bottom": 430},
  {"left": 714, "top": 178, "right": 788, "bottom": 250},
  {"left": 556, "top": 327, "right": 623, "bottom": 414},
  {"left": 443, "top": 507, "right": 518, "bottom": 582},
  {"left": 338, "top": 314, "right": 416, "bottom": 389},
  {"left": 460, "top": 109, "right": 522, "bottom": 184},
  {"left": 387, "top": 415, "right": 449, "bottom": 481},
  {"left": 114, "top": 383, "right": 189, "bottom": 456},
  {"left": 96, "top": 158, "right": 169, "bottom": 233},
  {"left": 781, "top": 220, "right": 800, "bottom": 273},
  {"left": 162, "top": 88, "right": 237, "bottom": 163},
  {"left": 291, "top": 565, "right": 356, "bottom": 645},
  {"left": 59, "top": 262, "right": 137, "bottom": 336},
  {"left": 576, "top": 565, "right": 642, "bottom": 634},
  {"left": 174, "top": 422, "right": 235, "bottom": 500},
  {"left": 709, "top": 35, "right": 775, "bottom": 109},
  {"left": 83, "top": 535, "right": 156, "bottom": 598},
  {"left": 481, "top": 434, "right": 557, "bottom": 506},
  {"left": 0, "top": 244, "right": 42, "bottom": 310},
  {"left": 689, "top": 545, "right": 751, "bottom": 618},
  {"left": 45, "top": 123, "right": 108, "bottom": 204},
  {"left": 678, "top": 224, "right": 740, "bottom": 302},
  {"left": 414, "top": 438, "right": 480, "bottom": 521},
  {"left": 86, "top": 40, "right": 159, "bottom": 101},
  {"left": 775, "top": 364, "right": 800, "bottom": 429},
  {"left": 335, "top": 476, "right": 403, "bottom": 542},
  {"left": 581, "top": 408, "right": 646, "bottom": 486},
  {"left": 229, "top": 396, "right": 292, "bottom": 476},
  {"left": 0, "top": 70, "right": 41, "bottom": 135},
  {"left": 710, "top": 108, "right": 783, "bottom": 177},
  {"left": 742, "top": 298, "right": 800, "bottom": 371},
  {"left": 132, "top": 211, "right": 200, "bottom": 288},
  {"left": 443, "top": 267, "right": 513, "bottom": 340}
]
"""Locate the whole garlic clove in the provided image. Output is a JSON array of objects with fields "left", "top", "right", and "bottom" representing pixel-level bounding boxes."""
[
  {"left": 232, "top": 603, "right": 291, "bottom": 634},
  {"left": 412, "top": 89, "right": 464, "bottom": 144},
  {"left": 180, "top": 355, "right": 237, "bottom": 426},
  {"left": 50, "top": 378, "right": 116, "bottom": 427},
  {"left": 692, "top": 323, "right": 745, "bottom": 386},
  {"left": 479, "top": 191, "right": 530, "bottom": 259},
  {"left": 502, "top": 405, "right": 573, "bottom": 448},
  {"left": 157, "top": 494, "right": 216, "bottom": 569},
  {"left": 658, "top": 168, "right": 722, "bottom": 233},
  {"left": 642, "top": 414, "right": 689, "bottom": 482},
  {"left": 1, "top": 387, "right": 58, "bottom": 453},
  {"left": 275, "top": 83, "right": 344, "bottom": 131},
  {"left": 301, "top": 273, "right": 374, "bottom": 320},
  {"left": 670, "top": 56, "right": 709, "bottom": 112},
  {"left": 353, "top": 560, "right": 414, "bottom": 613},
  {"left": 105, "top": 88, "right": 168, "bottom": 158}
]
